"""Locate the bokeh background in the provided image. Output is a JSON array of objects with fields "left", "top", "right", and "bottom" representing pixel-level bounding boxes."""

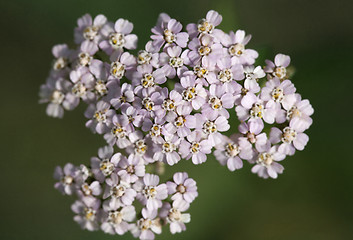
[{"left": 1, "top": 0, "right": 353, "bottom": 239}]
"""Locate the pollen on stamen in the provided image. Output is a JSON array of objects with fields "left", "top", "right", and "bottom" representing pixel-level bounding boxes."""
[
  {"left": 162, "top": 98, "right": 176, "bottom": 111},
  {"left": 138, "top": 50, "right": 152, "bottom": 65},
  {"left": 110, "top": 61, "right": 125, "bottom": 79},
  {"left": 194, "top": 65, "right": 208, "bottom": 78},
  {"left": 83, "top": 26, "right": 99, "bottom": 41},
  {"left": 257, "top": 153, "right": 273, "bottom": 166},
  {"left": 197, "top": 19, "right": 214, "bottom": 34},
  {"left": 228, "top": 44, "right": 245, "bottom": 57},
  {"left": 182, "top": 87, "right": 197, "bottom": 101},
  {"left": 109, "top": 33, "right": 126, "bottom": 48},
  {"left": 250, "top": 103, "right": 264, "bottom": 119},
  {"left": 169, "top": 57, "right": 183, "bottom": 68},
  {"left": 203, "top": 120, "right": 217, "bottom": 134},
  {"left": 51, "top": 90, "right": 65, "bottom": 104},
  {"left": 218, "top": 69, "right": 233, "bottom": 83},
  {"left": 281, "top": 127, "right": 297, "bottom": 143}
]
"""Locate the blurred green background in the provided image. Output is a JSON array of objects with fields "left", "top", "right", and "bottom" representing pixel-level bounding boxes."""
[{"left": 1, "top": 0, "right": 353, "bottom": 239}]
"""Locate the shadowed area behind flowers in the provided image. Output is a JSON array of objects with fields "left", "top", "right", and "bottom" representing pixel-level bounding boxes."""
[{"left": 0, "top": 0, "right": 352, "bottom": 239}]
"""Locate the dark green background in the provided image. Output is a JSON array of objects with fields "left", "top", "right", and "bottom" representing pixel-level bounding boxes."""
[{"left": 1, "top": 0, "right": 352, "bottom": 239}]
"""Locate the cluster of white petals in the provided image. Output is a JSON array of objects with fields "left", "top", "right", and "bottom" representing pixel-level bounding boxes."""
[{"left": 41, "top": 10, "right": 313, "bottom": 239}]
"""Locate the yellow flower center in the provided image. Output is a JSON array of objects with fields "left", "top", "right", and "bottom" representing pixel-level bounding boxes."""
[
  {"left": 108, "top": 211, "right": 123, "bottom": 224},
  {"left": 141, "top": 73, "right": 155, "bottom": 88},
  {"left": 110, "top": 61, "right": 125, "bottom": 79},
  {"left": 109, "top": 33, "right": 125, "bottom": 48},
  {"left": 225, "top": 143, "right": 240, "bottom": 157},
  {"left": 83, "top": 26, "right": 98, "bottom": 40},
  {"left": 228, "top": 44, "right": 245, "bottom": 56},
  {"left": 51, "top": 90, "right": 65, "bottom": 104},
  {"left": 257, "top": 153, "right": 273, "bottom": 166},
  {"left": 250, "top": 103, "right": 264, "bottom": 119},
  {"left": 78, "top": 52, "right": 92, "bottom": 66},
  {"left": 197, "top": 19, "right": 214, "bottom": 34},
  {"left": 84, "top": 207, "right": 96, "bottom": 220},
  {"left": 218, "top": 69, "right": 233, "bottom": 83},
  {"left": 209, "top": 96, "right": 223, "bottom": 110},
  {"left": 100, "top": 160, "right": 115, "bottom": 176},
  {"left": 53, "top": 57, "right": 67, "bottom": 70},
  {"left": 193, "top": 65, "right": 208, "bottom": 78},
  {"left": 281, "top": 127, "right": 297, "bottom": 143},
  {"left": 164, "top": 29, "right": 176, "bottom": 43},
  {"left": 182, "top": 87, "right": 197, "bottom": 101},
  {"left": 169, "top": 57, "right": 183, "bottom": 68},
  {"left": 135, "top": 140, "right": 147, "bottom": 155},
  {"left": 142, "top": 97, "right": 154, "bottom": 111},
  {"left": 198, "top": 46, "right": 211, "bottom": 56},
  {"left": 138, "top": 50, "right": 152, "bottom": 65},
  {"left": 271, "top": 87, "right": 284, "bottom": 102},
  {"left": 203, "top": 120, "right": 217, "bottom": 134},
  {"left": 274, "top": 67, "right": 287, "bottom": 80}
]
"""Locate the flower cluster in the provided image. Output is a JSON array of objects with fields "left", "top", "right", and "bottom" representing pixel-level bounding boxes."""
[
  {"left": 55, "top": 158, "right": 196, "bottom": 238},
  {"left": 40, "top": 10, "right": 313, "bottom": 239}
]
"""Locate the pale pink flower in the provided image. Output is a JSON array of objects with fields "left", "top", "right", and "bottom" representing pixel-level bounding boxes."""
[
  {"left": 99, "top": 18, "right": 138, "bottom": 55},
  {"left": 270, "top": 126, "right": 309, "bottom": 156},
  {"left": 264, "top": 53, "right": 291, "bottom": 80},
  {"left": 179, "top": 130, "right": 212, "bottom": 165},
  {"left": 91, "top": 146, "right": 121, "bottom": 182},
  {"left": 117, "top": 154, "right": 145, "bottom": 183},
  {"left": 251, "top": 145, "right": 285, "bottom": 179},
  {"left": 221, "top": 30, "right": 258, "bottom": 65},
  {"left": 131, "top": 208, "right": 161, "bottom": 240},
  {"left": 283, "top": 93, "right": 314, "bottom": 132},
  {"left": 74, "top": 14, "right": 107, "bottom": 44},
  {"left": 136, "top": 174, "right": 168, "bottom": 210},
  {"left": 186, "top": 10, "right": 223, "bottom": 38},
  {"left": 159, "top": 201, "right": 191, "bottom": 234},
  {"left": 194, "top": 113, "right": 230, "bottom": 146},
  {"left": 153, "top": 134, "right": 182, "bottom": 166},
  {"left": 166, "top": 172, "right": 198, "bottom": 204},
  {"left": 214, "top": 134, "right": 253, "bottom": 171},
  {"left": 103, "top": 173, "right": 137, "bottom": 209},
  {"left": 54, "top": 163, "right": 77, "bottom": 195},
  {"left": 101, "top": 205, "right": 136, "bottom": 235},
  {"left": 85, "top": 101, "right": 115, "bottom": 134},
  {"left": 151, "top": 18, "right": 189, "bottom": 49},
  {"left": 71, "top": 197, "right": 101, "bottom": 231},
  {"left": 159, "top": 46, "right": 188, "bottom": 78}
]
